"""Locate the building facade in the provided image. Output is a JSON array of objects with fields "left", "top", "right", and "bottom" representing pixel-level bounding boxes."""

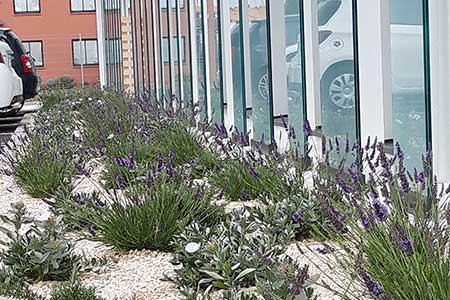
[
  {"left": 0, "top": 0, "right": 100, "bottom": 85},
  {"left": 96, "top": 0, "right": 450, "bottom": 183}
]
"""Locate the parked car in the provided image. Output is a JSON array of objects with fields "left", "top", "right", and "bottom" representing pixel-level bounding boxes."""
[
  {"left": 288, "top": 0, "right": 424, "bottom": 112},
  {"left": 0, "top": 28, "right": 40, "bottom": 100},
  {"left": 0, "top": 40, "right": 23, "bottom": 115}
]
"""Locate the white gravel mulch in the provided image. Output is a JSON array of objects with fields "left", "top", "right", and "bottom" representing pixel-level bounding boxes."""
[{"left": 0, "top": 165, "right": 361, "bottom": 300}]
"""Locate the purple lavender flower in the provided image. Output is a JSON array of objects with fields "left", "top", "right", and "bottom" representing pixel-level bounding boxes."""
[
  {"left": 243, "top": 159, "right": 259, "bottom": 178},
  {"left": 336, "top": 173, "right": 354, "bottom": 194},
  {"left": 88, "top": 225, "right": 96, "bottom": 235},
  {"left": 445, "top": 183, "right": 450, "bottom": 194},
  {"left": 316, "top": 244, "right": 334, "bottom": 254},
  {"left": 292, "top": 211, "right": 303, "bottom": 224},
  {"left": 303, "top": 120, "right": 312, "bottom": 138},
  {"left": 395, "top": 142, "right": 405, "bottom": 161},
  {"left": 115, "top": 175, "right": 125, "bottom": 189},
  {"left": 288, "top": 265, "right": 310, "bottom": 295},
  {"left": 319, "top": 196, "right": 348, "bottom": 233},
  {"left": 166, "top": 163, "right": 174, "bottom": 178},
  {"left": 392, "top": 226, "right": 413, "bottom": 256},
  {"left": 361, "top": 216, "right": 370, "bottom": 230},
  {"left": 361, "top": 272, "right": 389, "bottom": 299},
  {"left": 335, "top": 136, "right": 340, "bottom": 153},
  {"left": 156, "top": 154, "right": 164, "bottom": 172},
  {"left": 321, "top": 136, "right": 326, "bottom": 155},
  {"left": 2, "top": 169, "right": 13, "bottom": 177},
  {"left": 76, "top": 164, "right": 91, "bottom": 177},
  {"left": 194, "top": 186, "right": 204, "bottom": 199},
  {"left": 348, "top": 166, "right": 359, "bottom": 184},
  {"left": 289, "top": 126, "right": 297, "bottom": 140},
  {"left": 217, "top": 188, "right": 225, "bottom": 199},
  {"left": 399, "top": 167, "right": 410, "bottom": 193},
  {"left": 372, "top": 198, "right": 388, "bottom": 222},
  {"left": 365, "top": 136, "right": 371, "bottom": 151},
  {"left": 168, "top": 151, "right": 174, "bottom": 162},
  {"left": 189, "top": 159, "right": 196, "bottom": 167},
  {"left": 345, "top": 134, "right": 350, "bottom": 153}
]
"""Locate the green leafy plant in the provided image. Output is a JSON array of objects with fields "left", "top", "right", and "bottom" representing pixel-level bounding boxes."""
[
  {"left": 169, "top": 210, "right": 317, "bottom": 300},
  {"left": 0, "top": 202, "right": 80, "bottom": 282}
]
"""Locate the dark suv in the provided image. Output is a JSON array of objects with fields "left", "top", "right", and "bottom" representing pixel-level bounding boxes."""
[
  {"left": 231, "top": 15, "right": 301, "bottom": 109},
  {"left": 0, "top": 28, "right": 40, "bottom": 100}
]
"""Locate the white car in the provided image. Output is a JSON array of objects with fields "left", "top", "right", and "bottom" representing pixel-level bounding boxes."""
[
  {"left": 0, "top": 40, "right": 23, "bottom": 115},
  {"left": 288, "top": 0, "right": 424, "bottom": 111}
]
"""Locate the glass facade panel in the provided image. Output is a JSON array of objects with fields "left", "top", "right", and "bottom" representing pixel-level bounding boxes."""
[
  {"left": 318, "top": 0, "right": 357, "bottom": 147},
  {"left": 248, "top": 1, "right": 272, "bottom": 143},
  {"left": 230, "top": 0, "right": 247, "bottom": 132},
  {"left": 390, "top": 0, "right": 426, "bottom": 169},
  {"left": 209, "top": 0, "right": 223, "bottom": 123},
  {"left": 195, "top": 0, "right": 208, "bottom": 121},
  {"left": 285, "top": 0, "right": 306, "bottom": 151}
]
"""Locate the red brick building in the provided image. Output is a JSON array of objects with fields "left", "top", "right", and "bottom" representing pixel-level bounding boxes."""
[{"left": 0, "top": 0, "right": 99, "bottom": 85}]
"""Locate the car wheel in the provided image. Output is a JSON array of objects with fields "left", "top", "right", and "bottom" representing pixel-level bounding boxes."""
[
  {"left": 321, "top": 61, "right": 355, "bottom": 110},
  {"left": 257, "top": 72, "right": 269, "bottom": 100}
]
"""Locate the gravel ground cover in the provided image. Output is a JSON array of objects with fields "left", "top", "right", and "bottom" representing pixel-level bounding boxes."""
[{"left": 0, "top": 167, "right": 361, "bottom": 300}]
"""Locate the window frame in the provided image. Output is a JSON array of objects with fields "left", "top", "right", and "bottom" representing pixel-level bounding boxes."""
[
  {"left": 160, "top": 0, "right": 185, "bottom": 10},
  {"left": 71, "top": 38, "right": 99, "bottom": 66},
  {"left": 22, "top": 40, "right": 44, "bottom": 67},
  {"left": 13, "top": 0, "right": 41, "bottom": 14},
  {"left": 162, "top": 36, "right": 186, "bottom": 64},
  {"left": 70, "top": 0, "right": 96, "bottom": 13}
]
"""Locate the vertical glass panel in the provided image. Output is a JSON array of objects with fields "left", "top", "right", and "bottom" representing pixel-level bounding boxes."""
[
  {"left": 285, "top": 0, "right": 305, "bottom": 151},
  {"left": 248, "top": 0, "right": 271, "bottom": 142},
  {"left": 318, "top": 0, "right": 357, "bottom": 147},
  {"left": 184, "top": 0, "right": 193, "bottom": 107},
  {"left": 209, "top": 0, "right": 223, "bottom": 123},
  {"left": 158, "top": 0, "right": 166, "bottom": 97},
  {"left": 195, "top": 0, "right": 208, "bottom": 120},
  {"left": 390, "top": 0, "right": 426, "bottom": 170},
  {"left": 230, "top": 0, "right": 246, "bottom": 132}
]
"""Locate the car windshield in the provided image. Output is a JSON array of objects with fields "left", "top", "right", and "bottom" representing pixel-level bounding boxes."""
[{"left": 318, "top": 0, "right": 342, "bottom": 26}]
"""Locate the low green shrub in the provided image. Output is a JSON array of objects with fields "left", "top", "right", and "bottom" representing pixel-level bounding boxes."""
[
  {"left": 11, "top": 134, "right": 75, "bottom": 198},
  {"left": 88, "top": 160, "right": 224, "bottom": 251},
  {"left": 0, "top": 202, "right": 80, "bottom": 282},
  {"left": 169, "top": 210, "right": 317, "bottom": 300},
  {"left": 51, "top": 281, "right": 99, "bottom": 300},
  {"left": 248, "top": 194, "right": 330, "bottom": 243},
  {"left": 209, "top": 150, "right": 305, "bottom": 203}
]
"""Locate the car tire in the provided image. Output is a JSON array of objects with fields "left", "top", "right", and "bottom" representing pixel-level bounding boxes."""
[{"left": 321, "top": 61, "right": 355, "bottom": 110}]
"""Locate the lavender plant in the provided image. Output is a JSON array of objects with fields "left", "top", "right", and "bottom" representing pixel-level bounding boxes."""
[
  {"left": 86, "top": 156, "right": 224, "bottom": 251},
  {"left": 312, "top": 137, "right": 450, "bottom": 300},
  {"left": 208, "top": 134, "right": 307, "bottom": 203}
]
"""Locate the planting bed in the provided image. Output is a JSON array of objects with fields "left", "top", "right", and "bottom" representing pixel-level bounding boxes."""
[{"left": 0, "top": 87, "right": 448, "bottom": 300}]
